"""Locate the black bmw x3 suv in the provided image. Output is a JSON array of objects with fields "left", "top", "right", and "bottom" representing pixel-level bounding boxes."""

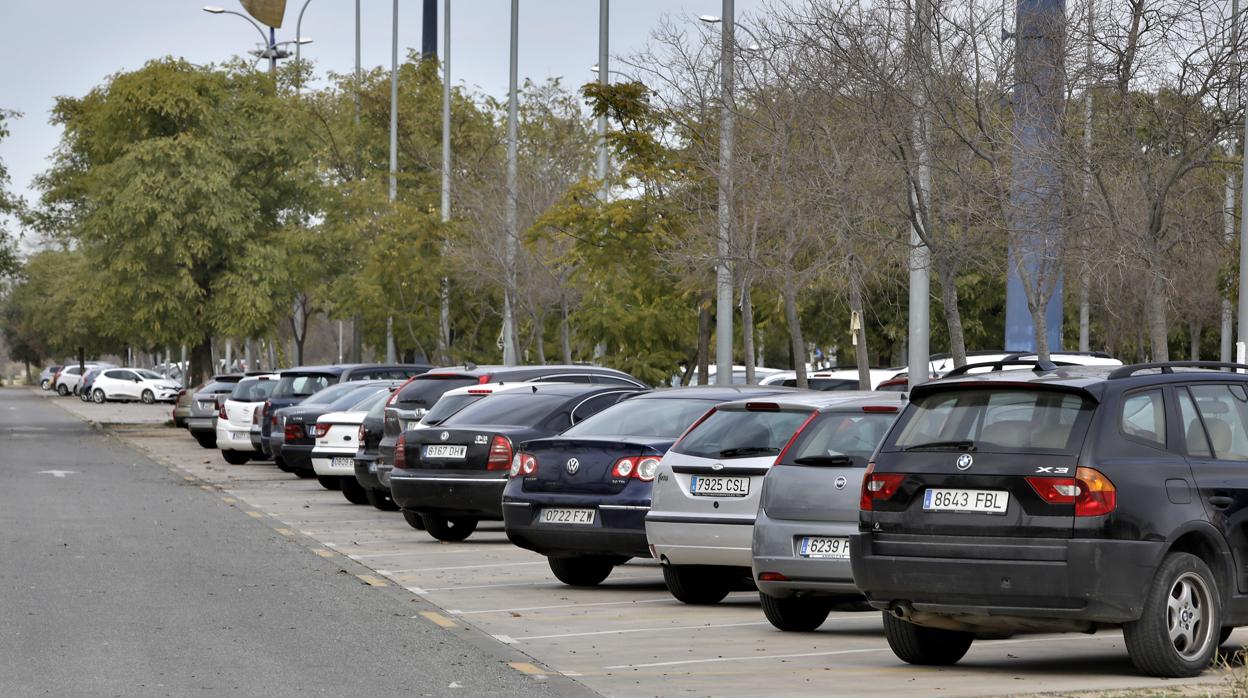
[{"left": 852, "top": 359, "right": 1248, "bottom": 678}]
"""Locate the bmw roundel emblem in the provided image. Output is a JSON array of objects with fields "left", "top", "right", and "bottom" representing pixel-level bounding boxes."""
[
  {"left": 566, "top": 458, "right": 580, "bottom": 475},
  {"left": 956, "top": 454, "right": 973, "bottom": 471},
  {"left": 440, "top": 431, "right": 449, "bottom": 442},
  {"left": 834, "top": 476, "right": 848, "bottom": 490}
]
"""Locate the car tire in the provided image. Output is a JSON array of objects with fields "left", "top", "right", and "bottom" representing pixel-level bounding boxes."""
[
  {"left": 882, "top": 612, "right": 974, "bottom": 665},
  {"left": 548, "top": 556, "right": 618, "bottom": 586},
  {"left": 193, "top": 432, "right": 217, "bottom": 449},
  {"left": 79, "top": 389, "right": 90, "bottom": 402},
  {"left": 141, "top": 389, "right": 155, "bottom": 404},
  {"left": 40, "top": 379, "right": 50, "bottom": 390},
  {"left": 1123, "top": 552, "right": 1221, "bottom": 678},
  {"left": 402, "top": 509, "right": 427, "bottom": 530},
  {"left": 760, "top": 592, "right": 833, "bottom": 632},
  {"left": 662, "top": 565, "right": 731, "bottom": 605},
  {"left": 366, "top": 487, "right": 399, "bottom": 511},
  {"left": 317, "top": 476, "right": 341, "bottom": 491},
  {"left": 56, "top": 383, "right": 69, "bottom": 396},
  {"left": 221, "top": 450, "right": 250, "bottom": 465},
  {"left": 422, "top": 514, "right": 478, "bottom": 542},
  {"left": 340, "top": 477, "right": 369, "bottom": 505},
  {"left": 92, "top": 389, "right": 106, "bottom": 404}
]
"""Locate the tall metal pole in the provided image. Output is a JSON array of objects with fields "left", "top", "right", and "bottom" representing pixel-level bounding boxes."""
[
  {"left": 350, "top": 0, "right": 363, "bottom": 363},
  {"left": 1236, "top": 0, "right": 1248, "bottom": 365},
  {"left": 597, "top": 0, "right": 609, "bottom": 200},
  {"left": 1078, "top": 0, "right": 1093, "bottom": 353},
  {"left": 268, "top": 26, "right": 278, "bottom": 77},
  {"left": 386, "top": 0, "right": 399, "bottom": 364},
  {"left": 438, "top": 0, "right": 452, "bottom": 363},
  {"left": 502, "top": 0, "right": 520, "bottom": 365},
  {"left": 907, "top": 0, "right": 931, "bottom": 390},
  {"left": 295, "top": 0, "right": 312, "bottom": 95},
  {"left": 714, "top": 0, "right": 735, "bottom": 385}
]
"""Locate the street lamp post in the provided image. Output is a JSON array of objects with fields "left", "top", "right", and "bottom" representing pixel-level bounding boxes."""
[
  {"left": 700, "top": 2, "right": 735, "bottom": 386},
  {"left": 502, "top": 0, "right": 520, "bottom": 365},
  {"left": 597, "top": 0, "right": 609, "bottom": 202},
  {"left": 438, "top": 0, "right": 452, "bottom": 363},
  {"left": 202, "top": 6, "right": 309, "bottom": 78},
  {"left": 386, "top": 0, "right": 400, "bottom": 364},
  {"left": 295, "top": 0, "right": 313, "bottom": 95}
]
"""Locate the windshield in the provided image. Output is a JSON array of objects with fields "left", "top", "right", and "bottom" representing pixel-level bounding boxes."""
[
  {"left": 422, "top": 394, "right": 487, "bottom": 426},
  {"left": 302, "top": 381, "right": 368, "bottom": 406},
  {"left": 563, "top": 397, "right": 716, "bottom": 440},
  {"left": 442, "top": 392, "right": 564, "bottom": 427},
  {"left": 328, "top": 386, "right": 387, "bottom": 411},
  {"left": 779, "top": 412, "right": 897, "bottom": 467},
  {"left": 202, "top": 380, "right": 239, "bottom": 394},
  {"left": 232, "top": 378, "right": 276, "bottom": 402},
  {"left": 672, "top": 408, "right": 812, "bottom": 459},
  {"left": 352, "top": 390, "right": 393, "bottom": 414},
  {"left": 367, "top": 391, "right": 394, "bottom": 419},
  {"left": 891, "top": 389, "right": 1094, "bottom": 453},
  {"left": 273, "top": 373, "right": 334, "bottom": 399},
  {"left": 394, "top": 376, "right": 478, "bottom": 409},
  {"left": 135, "top": 369, "right": 163, "bottom": 380}
]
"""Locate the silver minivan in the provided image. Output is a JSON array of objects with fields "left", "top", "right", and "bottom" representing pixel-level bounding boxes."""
[
  {"left": 648, "top": 391, "right": 897, "bottom": 604},
  {"left": 750, "top": 393, "right": 904, "bottom": 629}
]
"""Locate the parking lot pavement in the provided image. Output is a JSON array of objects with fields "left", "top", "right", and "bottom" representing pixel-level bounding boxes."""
[{"left": 34, "top": 388, "right": 1245, "bottom": 696}]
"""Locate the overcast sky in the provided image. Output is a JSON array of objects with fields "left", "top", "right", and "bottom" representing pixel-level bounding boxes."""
[{"left": 0, "top": 0, "right": 766, "bottom": 216}]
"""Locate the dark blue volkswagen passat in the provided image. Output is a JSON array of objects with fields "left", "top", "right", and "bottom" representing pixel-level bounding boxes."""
[
  {"left": 502, "top": 386, "right": 794, "bottom": 587},
  {"left": 391, "top": 383, "right": 645, "bottom": 542}
]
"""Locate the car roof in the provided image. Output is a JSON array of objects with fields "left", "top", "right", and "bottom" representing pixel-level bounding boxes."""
[
  {"left": 636, "top": 385, "right": 798, "bottom": 400},
  {"left": 422, "top": 364, "right": 637, "bottom": 378},
  {"left": 716, "top": 390, "right": 906, "bottom": 412},
  {"left": 437, "top": 381, "right": 574, "bottom": 397},
  {"left": 481, "top": 383, "right": 641, "bottom": 399}
]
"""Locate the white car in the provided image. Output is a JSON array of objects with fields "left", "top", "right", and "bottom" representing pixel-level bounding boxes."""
[
  {"left": 690, "top": 365, "right": 786, "bottom": 386},
  {"left": 216, "top": 374, "right": 278, "bottom": 465},
  {"left": 759, "top": 368, "right": 904, "bottom": 391},
  {"left": 310, "top": 387, "right": 394, "bottom": 503},
  {"left": 91, "top": 368, "right": 182, "bottom": 404},
  {"left": 646, "top": 391, "right": 898, "bottom": 604},
  {"left": 54, "top": 363, "right": 110, "bottom": 396},
  {"left": 927, "top": 351, "right": 1122, "bottom": 375}
]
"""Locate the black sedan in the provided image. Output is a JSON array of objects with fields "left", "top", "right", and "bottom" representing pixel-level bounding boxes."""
[
  {"left": 502, "top": 386, "right": 793, "bottom": 586},
  {"left": 391, "top": 384, "right": 645, "bottom": 541}
]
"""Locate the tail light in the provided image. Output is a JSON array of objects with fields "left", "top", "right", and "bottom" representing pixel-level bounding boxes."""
[
  {"left": 284, "top": 423, "right": 305, "bottom": 441},
  {"left": 314, "top": 422, "right": 331, "bottom": 438},
  {"left": 861, "top": 462, "right": 904, "bottom": 511},
  {"left": 265, "top": 400, "right": 275, "bottom": 427},
  {"left": 477, "top": 375, "right": 492, "bottom": 384},
  {"left": 774, "top": 411, "right": 819, "bottom": 464},
  {"left": 611, "top": 456, "right": 662, "bottom": 481},
  {"left": 218, "top": 401, "right": 228, "bottom": 420},
  {"left": 358, "top": 425, "right": 367, "bottom": 443},
  {"left": 757, "top": 571, "right": 789, "bottom": 582},
  {"left": 1026, "top": 467, "right": 1117, "bottom": 517},
  {"left": 487, "top": 435, "right": 513, "bottom": 471},
  {"left": 394, "top": 434, "right": 407, "bottom": 469},
  {"left": 251, "top": 406, "right": 262, "bottom": 425},
  {"left": 509, "top": 452, "right": 538, "bottom": 478}
]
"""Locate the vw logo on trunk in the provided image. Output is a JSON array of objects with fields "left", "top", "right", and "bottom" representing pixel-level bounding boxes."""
[
  {"left": 440, "top": 431, "right": 449, "bottom": 441},
  {"left": 956, "top": 454, "right": 974, "bottom": 470},
  {"left": 566, "top": 458, "right": 580, "bottom": 475}
]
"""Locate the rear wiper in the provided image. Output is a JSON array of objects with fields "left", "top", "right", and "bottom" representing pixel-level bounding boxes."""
[
  {"left": 902, "top": 440, "right": 976, "bottom": 452},
  {"left": 717, "top": 446, "right": 780, "bottom": 458},
  {"left": 792, "top": 455, "right": 852, "bottom": 466}
]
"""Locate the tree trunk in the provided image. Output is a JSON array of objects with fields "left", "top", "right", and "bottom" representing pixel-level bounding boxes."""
[
  {"left": 1078, "top": 264, "right": 1091, "bottom": 352},
  {"left": 782, "top": 281, "right": 807, "bottom": 389},
  {"left": 534, "top": 317, "right": 546, "bottom": 364},
  {"left": 24, "top": 360, "right": 32, "bottom": 386},
  {"left": 189, "top": 337, "right": 214, "bottom": 388},
  {"left": 1029, "top": 297, "right": 1050, "bottom": 363},
  {"left": 560, "top": 294, "right": 572, "bottom": 364},
  {"left": 847, "top": 257, "right": 871, "bottom": 390},
  {"left": 1189, "top": 321, "right": 1201, "bottom": 361},
  {"left": 1146, "top": 272, "right": 1169, "bottom": 363},
  {"left": 696, "top": 291, "right": 712, "bottom": 385},
  {"left": 934, "top": 254, "right": 967, "bottom": 368},
  {"left": 742, "top": 281, "right": 756, "bottom": 384}
]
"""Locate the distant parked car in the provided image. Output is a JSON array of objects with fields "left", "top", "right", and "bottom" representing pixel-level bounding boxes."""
[
  {"left": 171, "top": 387, "right": 192, "bottom": 427},
  {"left": 54, "top": 363, "right": 110, "bottom": 396},
  {"left": 503, "top": 386, "right": 792, "bottom": 587},
  {"left": 647, "top": 391, "right": 887, "bottom": 605},
  {"left": 750, "top": 393, "right": 905, "bottom": 630},
  {"left": 312, "top": 388, "right": 399, "bottom": 502},
  {"left": 376, "top": 364, "right": 649, "bottom": 495},
  {"left": 275, "top": 380, "right": 404, "bottom": 479},
  {"left": 91, "top": 368, "right": 182, "bottom": 404},
  {"left": 186, "top": 374, "right": 247, "bottom": 449},
  {"left": 39, "top": 365, "right": 62, "bottom": 390},
  {"left": 391, "top": 383, "right": 645, "bottom": 541},
  {"left": 760, "top": 368, "right": 905, "bottom": 391},
  {"left": 216, "top": 374, "right": 278, "bottom": 465},
  {"left": 79, "top": 367, "right": 106, "bottom": 402}
]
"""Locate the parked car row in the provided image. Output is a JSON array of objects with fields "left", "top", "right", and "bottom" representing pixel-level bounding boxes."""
[{"left": 86, "top": 351, "right": 1248, "bottom": 678}]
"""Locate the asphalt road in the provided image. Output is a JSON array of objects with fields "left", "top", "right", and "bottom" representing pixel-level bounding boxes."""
[{"left": 0, "top": 388, "right": 581, "bottom": 697}]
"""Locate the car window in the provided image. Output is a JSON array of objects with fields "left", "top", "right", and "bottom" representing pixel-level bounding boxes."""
[
  {"left": 1121, "top": 390, "right": 1166, "bottom": 447},
  {"left": 273, "top": 374, "right": 334, "bottom": 399},
  {"left": 672, "top": 408, "right": 812, "bottom": 459},
  {"left": 328, "top": 386, "right": 387, "bottom": 411},
  {"left": 395, "top": 376, "right": 478, "bottom": 409},
  {"left": 422, "top": 394, "right": 487, "bottom": 426},
  {"left": 535, "top": 374, "right": 594, "bottom": 384},
  {"left": 892, "top": 389, "right": 1093, "bottom": 453},
  {"left": 232, "top": 378, "right": 276, "bottom": 402},
  {"left": 103, "top": 370, "right": 127, "bottom": 379},
  {"left": 571, "top": 392, "right": 632, "bottom": 423},
  {"left": 1178, "top": 388, "right": 1211, "bottom": 457},
  {"left": 202, "top": 380, "right": 239, "bottom": 393},
  {"left": 302, "top": 381, "right": 367, "bottom": 406},
  {"left": 442, "top": 392, "right": 565, "bottom": 427},
  {"left": 594, "top": 375, "right": 642, "bottom": 386},
  {"left": 1189, "top": 384, "right": 1248, "bottom": 461},
  {"left": 562, "top": 397, "right": 717, "bottom": 440},
  {"left": 135, "top": 369, "right": 163, "bottom": 380},
  {"left": 781, "top": 412, "right": 898, "bottom": 467}
]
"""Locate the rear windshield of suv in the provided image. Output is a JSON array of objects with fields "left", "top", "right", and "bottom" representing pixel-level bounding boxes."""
[
  {"left": 273, "top": 373, "right": 335, "bottom": 399},
  {"left": 562, "top": 397, "right": 716, "bottom": 440},
  {"left": 891, "top": 388, "right": 1093, "bottom": 453},
  {"left": 232, "top": 378, "right": 276, "bottom": 402},
  {"left": 394, "top": 375, "right": 478, "bottom": 410},
  {"left": 671, "top": 407, "right": 812, "bottom": 459},
  {"left": 442, "top": 392, "right": 564, "bottom": 427},
  {"left": 778, "top": 412, "right": 898, "bottom": 467},
  {"left": 201, "top": 380, "right": 240, "bottom": 394}
]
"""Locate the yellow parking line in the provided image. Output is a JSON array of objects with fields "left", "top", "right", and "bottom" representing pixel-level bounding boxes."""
[
  {"left": 508, "top": 662, "right": 547, "bottom": 677},
  {"left": 420, "top": 611, "right": 457, "bottom": 628},
  {"left": 357, "top": 574, "right": 388, "bottom": 587},
  {"left": 199, "top": 485, "right": 213, "bottom": 492},
  {"left": 313, "top": 549, "right": 335, "bottom": 558},
  {"left": 274, "top": 528, "right": 293, "bottom": 536},
  {"left": 182, "top": 475, "right": 195, "bottom": 482},
  {"left": 221, "top": 497, "right": 236, "bottom": 504},
  {"left": 246, "top": 511, "right": 263, "bottom": 519}
]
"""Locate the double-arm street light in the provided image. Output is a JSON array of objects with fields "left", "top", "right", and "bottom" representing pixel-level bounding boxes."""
[{"left": 202, "top": 6, "right": 311, "bottom": 78}]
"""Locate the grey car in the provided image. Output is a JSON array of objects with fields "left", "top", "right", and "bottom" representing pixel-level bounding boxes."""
[
  {"left": 750, "top": 392, "right": 904, "bottom": 630},
  {"left": 187, "top": 374, "right": 247, "bottom": 449}
]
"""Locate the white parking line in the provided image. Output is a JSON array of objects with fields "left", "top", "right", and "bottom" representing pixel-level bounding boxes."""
[
  {"left": 516, "top": 620, "right": 771, "bottom": 642},
  {"left": 380, "top": 561, "right": 547, "bottom": 575},
  {"left": 450, "top": 598, "right": 672, "bottom": 615},
  {"left": 347, "top": 548, "right": 488, "bottom": 560},
  {"left": 414, "top": 574, "right": 662, "bottom": 593},
  {"left": 602, "top": 632, "right": 1122, "bottom": 670}
]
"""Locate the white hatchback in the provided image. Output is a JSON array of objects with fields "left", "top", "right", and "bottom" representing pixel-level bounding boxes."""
[
  {"left": 311, "top": 386, "right": 396, "bottom": 504},
  {"left": 216, "top": 374, "right": 278, "bottom": 465},
  {"left": 647, "top": 392, "right": 883, "bottom": 604},
  {"left": 92, "top": 368, "right": 182, "bottom": 404}
]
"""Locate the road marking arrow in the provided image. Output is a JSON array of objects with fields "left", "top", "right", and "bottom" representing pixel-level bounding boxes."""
[{"left": 38, "top": 470, "right": 77, "bottom": 478}]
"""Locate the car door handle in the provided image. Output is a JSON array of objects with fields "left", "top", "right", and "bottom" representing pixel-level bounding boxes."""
[{"left": 1208, "top": 496, "right": 1235, "bottom": 509}]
